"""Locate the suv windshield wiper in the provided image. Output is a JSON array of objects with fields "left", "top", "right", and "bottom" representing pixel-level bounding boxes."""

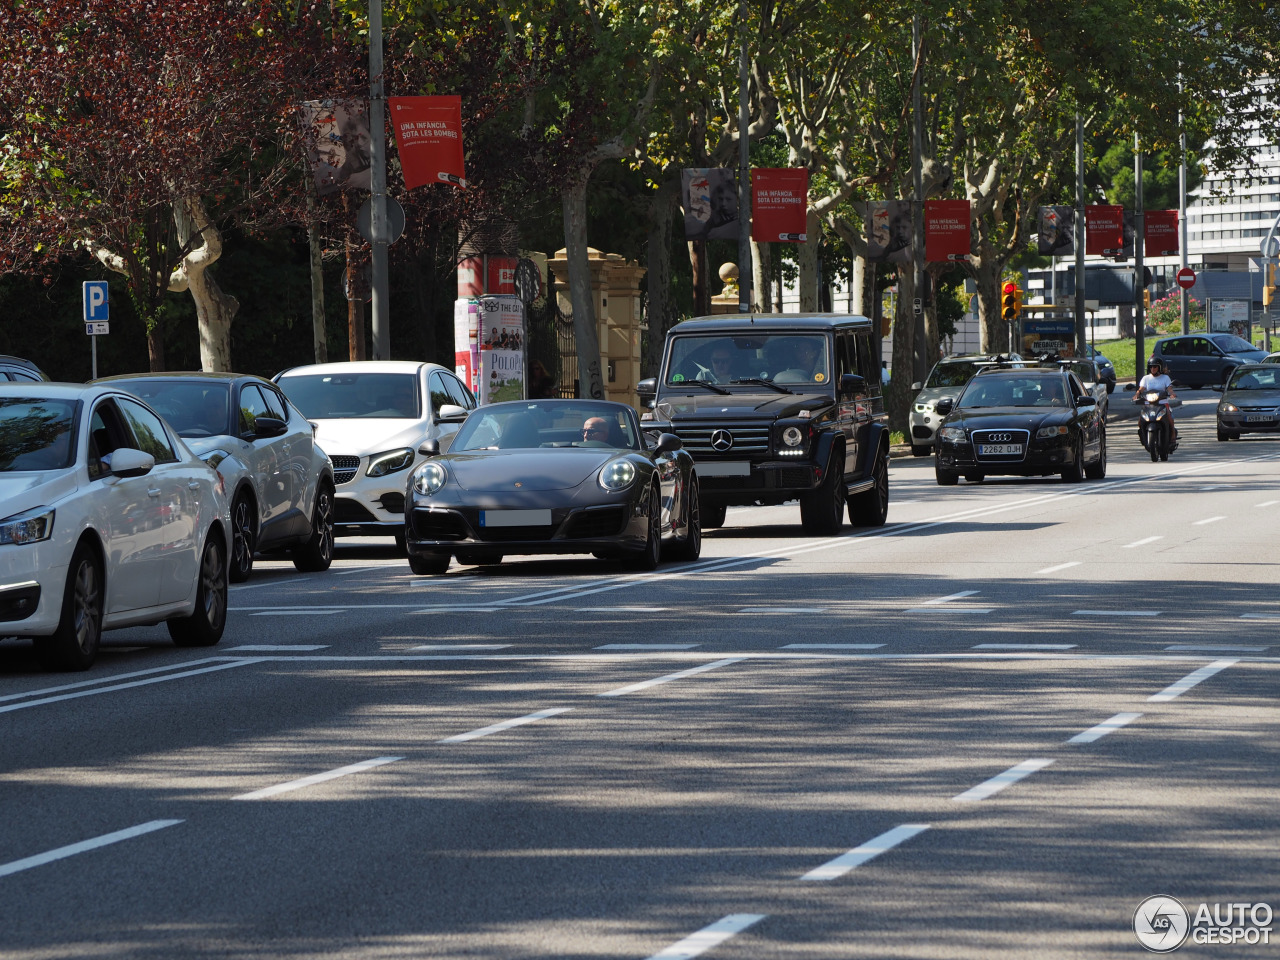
[
  {"left": 677, "top": 378, "right": 731, "bottom": 395},
  {"left": 730, "top": 377, "right": 794, "bottom": 394}
]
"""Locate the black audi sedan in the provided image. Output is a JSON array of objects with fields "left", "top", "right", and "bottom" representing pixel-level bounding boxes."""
[{"left": 933, "top": 367, "right": 1106, "bottom": 484}]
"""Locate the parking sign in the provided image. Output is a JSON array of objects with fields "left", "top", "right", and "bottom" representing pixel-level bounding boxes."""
[{"left": 82, "top": 281, "right": 109, "bottom": 323}]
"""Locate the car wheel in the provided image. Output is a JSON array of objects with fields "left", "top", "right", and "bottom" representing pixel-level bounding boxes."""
[
  {"left": 35, "top": 541, "right": 102, "bottom": 671},
  {"left": 630, "top": 484, "right": 662, "bottom": 570},
  {"left": 409, "top": 552, "right": 451, "bottom": 575},
  {"left": 1061, "top": 441, "right": 1085, "bottom": 483},
  {"left": 935, "top": 467, "right": 959, "bottom": 486},
  {"left": 1085, "top": 428, "right": 1107, "bottom": 479},
  {"left": 800, "top": 450, "right": 845, "bottom": 535},
  {"left": 168, "top": 534, "right": 228, "bottom": 647},
  {"left": 292, "top": 483, "right": 334, "bottom": 572},
  {"left": 701, "top": 501, "right": 727, "bottom": 530},
  {"left": 1217, "top": 425, "right": 1230, "bottom": 442},
  {"left": 455, "top": 550, "right": 503, "bottom": 566},
  {"left": 911, "top": 443, "right": 930, "bottom": 457},
  {"left": 848, "top": 446, "right": 889, "bottom": 527},
  {"left": 229, "top": 492, "right": 256, "bottom": 583},
  {"left": 667, "top": 476, "right": 703, "bottom": 560}
]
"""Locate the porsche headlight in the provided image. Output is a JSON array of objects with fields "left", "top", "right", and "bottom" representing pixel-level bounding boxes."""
[
  {"left": 0, "top": 506, "right": 54, "bottom": 545},
  {"left": 1037, "top": 424, "right": 1069, "bottom": 438},
  {"left": 367, "top": 447, "right": 416, "bottom": 478},
  {"left": 939, "top": 426, "right": 966, "bottom": 442},
  {"left": 411, "top": 461, "right": 447, "bottom": 496},
  {"left": 598, "top": 459, "right": 636, "bottom": 491}
]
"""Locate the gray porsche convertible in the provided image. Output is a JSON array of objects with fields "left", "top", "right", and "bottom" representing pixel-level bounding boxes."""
[{"left": 403, "top": 399, "right": 701, "bottom": 575}]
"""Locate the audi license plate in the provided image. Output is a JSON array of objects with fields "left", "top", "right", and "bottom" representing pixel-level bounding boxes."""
[
  {"left": 1245, "top": 414, "right": 1273, "bottom": 423},
  {"left": 977, "top": 443, "right": 1023, "bottom": 456},
  {"left": 479, "top": 509, "right": 552, "bottom": 527}
]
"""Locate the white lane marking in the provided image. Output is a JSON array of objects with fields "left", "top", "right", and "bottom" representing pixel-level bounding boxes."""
[
  {"left": 1123, "top": 536, "right": 1163, "bottom": 548},
  {"left": 595, "top": 643, "right": 699, "bottom": 651},
  {"left": 1073, "top": 610, "right": 1159, "bottom": 617},
  {"left": 1068, "top": 712, "right": 1142, "bottom": 743},
  {"left": 1193, "top": 515, "right": 1226, "bottom": 526},
  {"left": 233, "top": 756, "right": 403, "bottom": 800},
  {"left": 905, "top": 606, "right": 994, "bottom": 614},
  {"left": 645, "top": 914, "right": 767, "bottom": 960},
  {"left": 1148, "top": 659, "right": 1239, "bottom": 702},
  {"left": 974, "top": 644, "right": 1076, "bottom": 650},
  {"left": 782, "top": 643, "right": 885, "bottom": 650},
  {"left": 410, "top": 644, "right": 511, "bottom": 651},
  {"left": 230, "top": 577, "right": 313, "bottom": 591},
  {"left": 1035, "top": 561, "right": 1081, "bottom": 575},
  {"left": 0, "top": 660, "right": 260, "bottom": 715},
  {"left": 738, "top": 607, "right": 825, "bottom": 614},
  {"left": 0, "top": 658, "right": 231, "bottom": 705},
  {"left": 224, "top": 645, "right": 329, "bottom": 651},
  {"left": 234, "top": 603, "right": 497, "bottom": 612},
  {"left": 409, "top": 607, "right": 502, "bottom": 613},
  {"left": 598, "top": 658, "right": 746, "bottom": 697},
  {"left": 250, "top": 609, "right": 345, "bottom": 616},
  {"left": 920, "top": 590, "right": 979, "bottom": 605},
  {"left": 1199, "top": 485, "right": 1235, "bottom": 491},
  {"left": 438, "top": 707, "right": 573, "bottom": 744},
  {"left": 1166, "top": 643, "right": 1269, "bottom": 653},
  {"left": 1239, "top": 613, "right": 1280, "bottom": 621},
  {"left": 799, "top": 824, "right": 931, "bottom": 881},
  {"left": 0, "top": 820, "right": 183, "bottom": 879},
  {"left": 576, "top": 607, "right": 671, "bottom": 613},
  {"left": 1256, "top": 500, "right": 1278, "bottom": 507},
  {"left": 953, "top": 759, "right": 1055, "bottom": 802}
]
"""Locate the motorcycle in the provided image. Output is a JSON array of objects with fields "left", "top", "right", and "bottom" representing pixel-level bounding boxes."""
[{"left": 1136, "top": 389, "right": 1177, "bottom": 462}]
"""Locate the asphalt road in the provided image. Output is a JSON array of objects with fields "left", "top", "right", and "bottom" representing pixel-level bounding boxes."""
[{"left": 2, "top": 388, "right": 1277, "bottom": 959}]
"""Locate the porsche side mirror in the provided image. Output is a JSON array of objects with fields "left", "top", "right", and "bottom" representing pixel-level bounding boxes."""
[
  {"left": 935, "top": 398, "right": 954, "bottom": 416},
  {"left": 653, "top": 432, "right": 682, "bottom": 454},
  {"left": 417, "top": 439, "right": 441, "bottom": 457},
  {"left": 108, "top": 447, "right": 155, "bottom": 478}
]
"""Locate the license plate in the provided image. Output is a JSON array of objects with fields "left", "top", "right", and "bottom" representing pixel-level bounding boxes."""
[
  {"left": 977, "top": 443, "right": 1023, "bottom": 456},
  {"left": 696, "top": 461, "right": 751, "bottom": 477},
  {"left": 1245, "top": 414, "right": 1273, "bottom": 423},
  {"left": 479, "top": 509, "right": 552, "bottom": 527}
]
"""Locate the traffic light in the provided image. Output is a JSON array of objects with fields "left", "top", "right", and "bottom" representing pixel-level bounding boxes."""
[
  {"left": 1265, "top": 263, "right": 1277, "bottom": 308},
  {"left": 1143, "top": 289, "right": 1151, "bottom": 309},
  {"left": 1001, "top": 281, "right": 1019, "bottom": 321}
]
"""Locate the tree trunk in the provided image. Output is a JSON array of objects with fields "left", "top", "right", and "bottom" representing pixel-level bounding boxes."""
[
  {"left": 173, "top": 196, "right": 238, "bottom": 372},
  {"left": 689, "top": 240, "right": 708, "bottom": 316},
  {"left": 644, "top": 183, "right": 678, "bottom": 378},
  {"left": 562, "top": 174, "right": 605, "bottom": 399},
  {"left": 147, "top": 327, "right": 166, "bottom": 372},
  {"left": 886, "top": 267, "right": 916, "bottom": 434},
  {"left": 309, "top": 222, "right": 327, "bottom": 364},
  {"left": 797, "top": 209, "right": 821, "bottom": 310},
  {"left": 752, "top": 241, "right": 771, "bottom": 312}
]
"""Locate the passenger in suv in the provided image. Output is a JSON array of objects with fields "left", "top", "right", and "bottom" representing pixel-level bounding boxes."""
[
  {"left": 909, "top": 354, "right": 1022, "bottom": 456},
  {"left": 638, "top": 314, "right": 890, "bottom": 534}
]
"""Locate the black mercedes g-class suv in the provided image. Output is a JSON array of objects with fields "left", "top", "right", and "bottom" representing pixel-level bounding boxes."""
[{"left": 638, "top": 314, "right": 889, "bottom": 534}]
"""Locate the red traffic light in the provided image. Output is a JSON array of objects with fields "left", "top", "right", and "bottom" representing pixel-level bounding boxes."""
[{"left": 1002, "top": 281, "right": 1017, "bottom": 294}]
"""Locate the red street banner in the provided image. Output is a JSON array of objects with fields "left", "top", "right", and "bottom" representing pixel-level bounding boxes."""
[
  {"left": 1086, "top": 204, "right": 1125, "bottom": 256},
  {"left": 1145, "top": 210, "right": 1179, "bottom": 257},
  {"left": 751, "top": 168, "right": 808, "bottom": 241},
  {"left": 925, "top": 199, "right": 971, "bottom": 262},
  {"left": 389, "top": 95, "right": 466, "bottom": 190}
]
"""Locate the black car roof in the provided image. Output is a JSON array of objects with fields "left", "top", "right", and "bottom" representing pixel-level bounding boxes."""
[
  {"left": 94, "top": 371, "right": 263, "bottom": 384},
  {"left": 972, "top": 366, "right": 1068, "bottom": 379},
  {"left": 669, "top": 313, "right": 872, "bottom": 334}
]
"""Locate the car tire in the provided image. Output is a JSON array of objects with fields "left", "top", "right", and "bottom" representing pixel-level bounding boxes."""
[
  {"left": 667, "top": 476, "right": 702, "bottom": 560},
  {"left": 629, "top": 484, "right": 662, "bottom": 571},
  {"left": 1217, "top": 425, "right": 1230, "bottom": 442},
  {"left": 292, "top": 483, "right": 334, "bottom": 572},
  {"left": 911, "top": 443, "right": 930, "bottom": 457},
  {"left": 935, "top": 467, "right": 959, "bottom": 486},
  {"left": 168, "top": 533, "right": 228, "bottom": 647},
  {"left": 800, "top": 450, "right": 845, "bottom": 535},
  {"left": 848, "top": 447, "right": 889, "bottom": 527},
  {"left": 229, "top": 491, "right": 257, "bottom": 583},
  {"left": 409, "top": 552, "right": 451, "bottom": 575},
  {"left": 701, "top": 501, "right": 727, "bottom": 530},
  {"left": 1085, "top": 429, "right": 1107, "bottom": 479},
  {"left": 1061, "top": 441, "right": 1085, "bottom": 483},
  {"left": 35, "top": 541, "right": 103, "bottom": 671},
  {"left": 455, "top": 550, "right": 503, "bottom": 566}
]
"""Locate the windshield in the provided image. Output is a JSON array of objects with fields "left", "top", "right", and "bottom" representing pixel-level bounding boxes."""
[
  {"left": 0, "top": 397, "right": 78, "bottom": 471},
  {"left": 278, "top": 373, "right": 421, "bottom": 419},
  {"left": 959, "top": 375, "right": 1070, "bottom": 409},
  {"left": 666, "top": 333, "right": 830, "bottom": 387},
  {"left": 1213, "top": 335, "right": 1256, "bottom": 353},
  {"left": 111, "top": 380, "right": 231, "bottom": 438},
  {"left": 451, "top": 401, "right": 639, "bottom": 451},
  {"left": 1227, "top": 368, "right": 1280, "bottom": 391},
  {"left": 925, "top": 360, "right": 981, "bottom": 389}
]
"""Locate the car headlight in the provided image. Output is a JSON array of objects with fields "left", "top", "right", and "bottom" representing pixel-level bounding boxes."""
[
  {"left": 598, "top": 459, "right": 636, "bottom": 491},
  {"left": 782, "top": 426, "right": 804, "bottom": 447},
  {"left": 367, "top": 447, "right": 415, "bottom": 478},
  {"left": 1220, "top": 402, "right": 1238, "bottom": 414},
  {"left": 0, "top": 506, "right": 54, "bottom": 545},
  {"left": 1037, "top": 424, "right": 1069, "bottom": 438},
  {"left": 411, "top": 461, "right": 447, "bottom": 496},
  {"left": 939, "top": 426, "right": 966, "bottom": 442}
]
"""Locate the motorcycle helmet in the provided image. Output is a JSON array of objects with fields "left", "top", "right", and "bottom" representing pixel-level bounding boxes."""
[{"left": 1146, "top": 357, "right": 1164, "bottom": 374}]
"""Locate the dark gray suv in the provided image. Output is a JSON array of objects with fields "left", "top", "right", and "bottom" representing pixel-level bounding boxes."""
[{"left": 1152, "top": 334, "right": 1268, "bottom": 388}]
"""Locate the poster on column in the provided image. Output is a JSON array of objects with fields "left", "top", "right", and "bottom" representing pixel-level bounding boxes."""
[
  {"left": 924, "top": 199, "right": 971, "bottom": 261},
  {"left": 478, "top": 296, "right": 526, "bottom": 403},
  {"left": 1145, "top": 210, "right": 1179, "bottom": 257},
  {"left": 751, "top": 168, "right": 808, "bottom": 241},
  {"left": 389, "top": 95, "right": 466, "bottom": 190},
  {"left": 1086, "top": 205, "right": 1124, "bottom": 256}
]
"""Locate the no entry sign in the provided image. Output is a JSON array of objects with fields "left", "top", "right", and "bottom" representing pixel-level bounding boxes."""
[{"left": 1176, "top": 267, "right": 1196, "bottom": 289}]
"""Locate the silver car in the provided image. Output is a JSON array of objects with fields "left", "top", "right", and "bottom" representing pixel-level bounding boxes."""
[
  {"left": 1217, "top": 364, "right": 1280, "bottom": 440},
  {"left": 98, "top": 373, "right": 336, "bottom": 581},
  {"left": 910, "top": 355, "right": 1023, "bottom": 456}
]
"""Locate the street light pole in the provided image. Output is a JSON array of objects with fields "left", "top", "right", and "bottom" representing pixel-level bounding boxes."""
[
  {"left": 368, "top": 0, "right": 390, "bottom": 360},
  {"left": 736, "top": 0, "right": 751, "bottom": 313},
  {"left": 1074, "top": 114, "right": 1086, "bottom": 358}
]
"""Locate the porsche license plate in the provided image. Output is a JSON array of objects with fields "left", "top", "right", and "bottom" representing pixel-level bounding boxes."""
[
  {"left": 1245, "top": 414, "right": 1273, "bottom": 423},
  {"left": 977, "top": 443, "right": 1023, "bottom": 456},
  {"left": 479, "top": 509, "right": 552, "bottom": 527}
]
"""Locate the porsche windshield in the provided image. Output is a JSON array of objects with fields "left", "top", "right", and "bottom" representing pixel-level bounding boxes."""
[
  {"left": 665, "top": 334, "right": 830, "bottom": 387},
  {"left": 959, "top": 375, "right": 1069, "bottom": 408},
  {"left": 0, "top": 397, "right": 78, "bottom": 471},
  {"left": 451, "top": 402, "right": 640, "bottom": 451}
]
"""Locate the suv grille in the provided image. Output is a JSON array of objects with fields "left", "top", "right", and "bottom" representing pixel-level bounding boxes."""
[
  {"left": 672, "top": 421, "right": 770, "bottom": 456},
  {"left": 329, "top": 455, "right": 361, "bottom": 484}
]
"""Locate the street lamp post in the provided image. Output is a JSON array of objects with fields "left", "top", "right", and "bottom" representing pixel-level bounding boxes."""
[{"left": 368, "top": 0, "right": 390, "bottom": 360}]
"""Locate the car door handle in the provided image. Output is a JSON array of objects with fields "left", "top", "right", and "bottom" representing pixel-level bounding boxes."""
[{"left": 148, "top": 487, "right": 162, "bottom": 498}]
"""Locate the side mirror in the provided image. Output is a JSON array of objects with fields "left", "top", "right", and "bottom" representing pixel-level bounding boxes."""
[
  {"left": 253, "top": 416, "right": 288, "bottom": 439},
  {"left": 1076, "top": 396, "right": 1097, "bottom": 407},
  {"left": 839, "top": 373, "right": 867, "bottom": 399},
  {"left": 637, "top": 377, "right": 657, "bottom": 408},
  {"left": 935, "top": 398, "right": 954, "bottom": 416},
  {"left": 109, "top": 447, "right": 155, "bottom": 478},
  {"left": 653, "top": 432, "right": 682, "bottom": 454},
  {"left": 910, "top": 381, "right": 922, "bottom": 392},
  {"left": 435, "top": 403, "right": 468, "bottom": 423},
  {"left": 417, "top": 438, "right": 441, "bottom": 457}
]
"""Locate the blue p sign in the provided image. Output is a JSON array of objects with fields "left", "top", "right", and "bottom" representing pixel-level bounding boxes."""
[{"left": 83, "top": 281, "right": 109, "bottom": 321}]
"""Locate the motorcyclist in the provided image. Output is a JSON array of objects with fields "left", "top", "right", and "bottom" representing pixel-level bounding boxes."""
[{"left": 1134, "top": 357, "right": 1178, "bottom": 446}]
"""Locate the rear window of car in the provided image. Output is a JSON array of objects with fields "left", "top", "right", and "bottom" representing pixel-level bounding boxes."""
[
  {"left": 0, "top": 397, "right": 78, "bottom": 471},
  {"left": 278, "top": 373, "right": 421, "bottom": 419}
]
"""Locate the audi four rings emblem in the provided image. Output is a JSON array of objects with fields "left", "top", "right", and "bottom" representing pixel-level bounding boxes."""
[
  {"left": 710, "top": 429, "right": 734, "bottom": 451},
  {"left": 987, "top": 433, "right": 1012, "bottom": 442}
]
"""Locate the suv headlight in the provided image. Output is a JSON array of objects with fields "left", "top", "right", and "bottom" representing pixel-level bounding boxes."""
[
  {"left": 0, "top": 506, "right": 55, "bottom": 545},
  {"left": 411, "top": 461, "right": 447, "bottom": 496},
  {"left": 938, "top": 426, "right": 966, "bottom": 442},
  {"left": 598, "top": 459, "right": 636, "bottom": 491},
  {"left": 774, "top": 421, "right": 811, "bottom": 456},
  {"left": 367, "top": 447, "right": 415, "bottom": 478}
]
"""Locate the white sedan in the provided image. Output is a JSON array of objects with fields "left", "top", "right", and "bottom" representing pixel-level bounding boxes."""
[{"left": 0, "top": 383, "right": 231, "bottom": 670}]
